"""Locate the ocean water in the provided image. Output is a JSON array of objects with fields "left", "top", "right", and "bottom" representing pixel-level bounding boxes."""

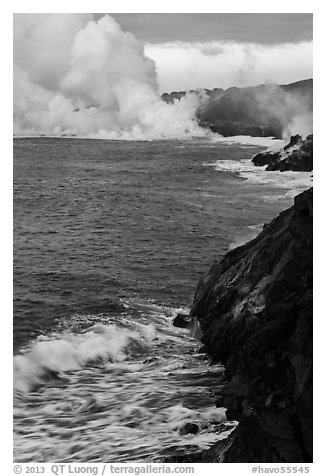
[{"left": 13, "top": 137, "right": 312, "bottom": 462}]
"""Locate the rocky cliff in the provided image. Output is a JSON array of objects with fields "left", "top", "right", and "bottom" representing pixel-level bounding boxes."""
[
  {"left": 162, "top": 79, "right": 313, "bottom": 138},
  {"left": 198, "top": 79, "right": 312, "bottom": 138},
  {"left": 252, "top": 134, "right": 313, "bottom": 172},
  {"left": 189, "top": 188, "right": 313, "bottom": 462}
]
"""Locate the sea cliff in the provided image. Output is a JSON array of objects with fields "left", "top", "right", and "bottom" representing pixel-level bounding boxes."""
[{"left": 180, "top": 188, "right": 313, "bottom": 462}]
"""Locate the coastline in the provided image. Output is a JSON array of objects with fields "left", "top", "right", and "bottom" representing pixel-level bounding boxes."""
[{"left": 172, "top": 188, "right": 313, "bottom": 462}]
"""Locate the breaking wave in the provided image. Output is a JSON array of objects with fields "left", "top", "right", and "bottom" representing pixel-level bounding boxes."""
[
  {"left": 14, "top": 323, "right": 156, "bottom": 394},
  {"left": 13, "top": 304, "right": 235, "bottom": 462},
  {"left": 206, "top": 158, "right": 312, "bottom": 198}
]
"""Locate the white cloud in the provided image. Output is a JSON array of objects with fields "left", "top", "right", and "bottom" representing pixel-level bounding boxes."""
[
  {"left": 145, "top": 40, "right": 313, "bottom": 92},
  {"left": 13, "top": 13, "right": 206, "bottom": 139},
  {"left": 13, "top": 14, "right": 313, "bottom": 139}
]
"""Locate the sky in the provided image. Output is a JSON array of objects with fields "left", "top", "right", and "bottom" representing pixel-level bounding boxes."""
[
  {"left": 108, "top": 13, "right": 312, "bottom": 44},
  {"left": 14, "top": 13, "right": 313, "bottom": 93},
  {"left": 106, "top": 14, "right": 313, "bottom": 92},
  {"left": 104, "top": 13, "right": 313, "bottom": 92},
  {"left": 13, "top": 13, "right": 313, "bottom": 138}
]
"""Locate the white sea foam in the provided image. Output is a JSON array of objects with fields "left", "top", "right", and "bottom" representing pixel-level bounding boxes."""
[
  {"left": 13, "top": 307, "right": 233, "bottom": 462},
  {"left": 209, "top": 135, "right": 285, "bottom": 150},
  {"left": 164, "top": 404, "right": 227, "bottom": 430},
  {"left": 14, "top": 324, "right": 156, "bottom": 394},
  {"left": 207, "top": 158, "right": 312, "bottom": 197}
]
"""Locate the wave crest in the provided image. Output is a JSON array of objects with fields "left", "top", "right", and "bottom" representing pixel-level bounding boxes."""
[{"left": 14, "top": 323, "right": 156, "bottom": 394}]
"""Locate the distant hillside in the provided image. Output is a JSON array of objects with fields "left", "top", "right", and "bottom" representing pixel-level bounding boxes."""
[
  {"left": 161, "top": 88, "right": 224, "bottom": 104},
  {"left": 162, "top": 79, "right": 313, "bottom": 138}
]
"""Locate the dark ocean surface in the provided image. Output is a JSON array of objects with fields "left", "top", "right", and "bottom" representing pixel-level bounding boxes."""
[{"left": 13, "top": 137, "right": 312, "bottom": 462}]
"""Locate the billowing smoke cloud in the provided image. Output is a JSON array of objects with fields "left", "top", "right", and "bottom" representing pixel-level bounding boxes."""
[{"left": 13, "top": 14, "right": 206, "bottom": 140}]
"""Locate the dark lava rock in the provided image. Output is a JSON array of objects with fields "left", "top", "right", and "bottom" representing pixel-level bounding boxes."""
[
  {"left": 197, "top": 345, "right": 207, "bottom": 354},
  {"left": 252, "top": 134, "right": 313, "bottom": 172},
  {"left": 190, "top": 188, "right": 313, "bottom": 462},
  {"left": 252, "top": 152, "right": 281, "bottom": 168},
  {"left": 284, "top": 134, "right": 303, "bottom": 150},
  {"left": 173, "top": 313, "right": 192, "bottom": 329},
  {"left": 214, "top": 395, "right": 226, "bottom": 408},
  {"left": 179, "top": 422, "right": 200, "bottom": 435}
]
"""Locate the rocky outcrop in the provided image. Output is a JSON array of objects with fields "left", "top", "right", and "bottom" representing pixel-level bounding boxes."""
[
  {"left": 162, "top": 79, "right": 313, "bottom": 138},
  {"left": 173, "top": 313, "right": 192, "bottom": 329},
  {"left": 252, "top": 134, "right": 313, "bottom": 172},
  {"left": 189, "top": 188, "right": 313, "bottom": 462}
]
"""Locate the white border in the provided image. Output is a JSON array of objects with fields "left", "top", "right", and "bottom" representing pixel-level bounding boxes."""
[{"left": 4, "top": 2, "right": 323, "bottom": 473}]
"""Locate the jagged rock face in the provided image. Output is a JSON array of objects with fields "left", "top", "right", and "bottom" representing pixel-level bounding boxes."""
[
  {"left": 252, "top": 134, "right": 313, "bottom": 172},
  {"left": 284, "top": 134, "right": 303, "bottom": 151},
  {"left": 191, "top": 189, "right": 313, "bottom": 462}
]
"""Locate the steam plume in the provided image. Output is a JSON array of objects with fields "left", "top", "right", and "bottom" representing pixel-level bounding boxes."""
[
  {"left": 13, "top": 14, "right": 206, "bottom": 140},
  {"left": 255, "top": 85, "right": 312, "bottom": 139}
]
